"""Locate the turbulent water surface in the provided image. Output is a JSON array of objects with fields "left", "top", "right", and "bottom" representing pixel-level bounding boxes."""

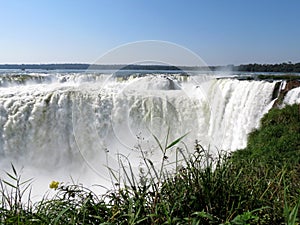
[{"left": 0, "top": 70, "right": 299, "bottom": 197}]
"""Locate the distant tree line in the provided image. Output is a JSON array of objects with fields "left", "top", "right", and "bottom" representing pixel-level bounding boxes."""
[
  {"left": 0, "top": 64, "right": 208, "bottom": 71},
  {"left": 0, "top": 64, "right": 90, "bottom": 70},
  {"left": 0, "top": 62, "right": 299, "bottom": 72},
  {"left": 234, "top": 62, "right": 300, "bottom": 73}
]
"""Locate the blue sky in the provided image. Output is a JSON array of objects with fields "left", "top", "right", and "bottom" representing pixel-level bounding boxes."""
[{"left": 0, "top": 0, "right": 299, "bottom": 65}]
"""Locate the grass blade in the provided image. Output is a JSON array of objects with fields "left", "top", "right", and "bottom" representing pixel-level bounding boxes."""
[{"left": 166, "top": 132, "right": 189, "bottom": 150}]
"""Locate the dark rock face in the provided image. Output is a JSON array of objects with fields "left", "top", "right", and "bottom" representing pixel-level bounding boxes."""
[
  {"left": 273, "top": 80, "right": 300, "bottom": 107},
  {"left": 271, "top": 82, "right": 282, "bottom": 101}
]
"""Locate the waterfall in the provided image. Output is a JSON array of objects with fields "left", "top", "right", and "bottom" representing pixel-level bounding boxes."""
[{"left": 0, "top": 72, "right": 287, "bottom": 195}]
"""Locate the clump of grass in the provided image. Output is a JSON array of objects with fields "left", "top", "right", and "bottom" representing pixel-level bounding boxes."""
[
  {"left": 0, "top": 164, "right": 34, "bottom": 224},
  {"left": 35, "top": 183, "right": 111, "bottom": 224}
]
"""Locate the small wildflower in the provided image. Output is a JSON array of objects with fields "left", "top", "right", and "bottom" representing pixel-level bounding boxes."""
[{"left": 49, "top": 181, "right": 59, "bottom": 190}]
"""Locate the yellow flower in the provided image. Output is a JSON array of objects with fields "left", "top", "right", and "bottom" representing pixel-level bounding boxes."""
[{"left": 49, "top": 181, "right": 59, "bottom": 190}]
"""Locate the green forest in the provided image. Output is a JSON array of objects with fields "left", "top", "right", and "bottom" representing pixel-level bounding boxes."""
[{"left": 234, "top": 62, "right": 300, "bottom": 73}]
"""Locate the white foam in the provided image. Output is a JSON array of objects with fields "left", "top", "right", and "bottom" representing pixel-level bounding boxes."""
[{"left": 283, "top": 87, "right": 300, "bottom": 105}]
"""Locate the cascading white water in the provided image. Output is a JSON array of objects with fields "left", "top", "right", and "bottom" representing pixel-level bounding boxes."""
[
  {"left": 1, "top": 71, "right": 295, "bottom": 197},
  {"left": 284, "top": 87, "right": 300, "bottom": 105}
]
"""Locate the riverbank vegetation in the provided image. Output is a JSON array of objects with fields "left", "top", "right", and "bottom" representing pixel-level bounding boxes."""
[
  {"left": 256, "top": 74, "right": 300, "bottom": 81},
  {"left": 236, "top": 62, "right": 300, "bottom": 73},
  {"left": 0, "top": 104, "right": 299, "bottom": 224}
]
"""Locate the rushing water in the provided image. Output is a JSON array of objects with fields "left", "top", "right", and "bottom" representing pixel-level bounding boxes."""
[{"left": 0, "top": 70, "right": 299, "bottom": 197}]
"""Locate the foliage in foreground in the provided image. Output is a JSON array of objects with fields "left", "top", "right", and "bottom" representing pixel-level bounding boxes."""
[{"left": 0, "top": 104, "right": 300, "bottom": 224}]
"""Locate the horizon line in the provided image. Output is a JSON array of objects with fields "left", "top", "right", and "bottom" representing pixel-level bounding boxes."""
[{"left": 0, "top": 62, "right": 299, "bottom": 67}]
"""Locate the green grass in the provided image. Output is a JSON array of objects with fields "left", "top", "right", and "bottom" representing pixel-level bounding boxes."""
[{"left": 1, "top": 104, "right": 300, "bottom": 224}]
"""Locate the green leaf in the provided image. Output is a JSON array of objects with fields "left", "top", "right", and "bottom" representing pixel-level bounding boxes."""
[
  {"left": 151, "top": 133, "right": 164, "bottom": 153},
  {"left": 192, "top": 211, "right": 215, "bottom": 221},
  {"left": 11, "top": 163, "right": 18, "bottom": 177},
  {"left": 20, "top": 178, "right": 33, "bottom": 186},
  {"left": 52, "top": 205, "right": 72, "bottom": 225},
  {"left": 287, "top": 198, "right": 300, "bottom": 225},
  {"left": 164, "top": 127, "right": 170, "bottom": 150},
  {"left": 166, "top": 132, "right": 189, "bottom": 150},
  {"left": 5, "top": 172, "right": 17, "bottom": 181},
  {"left": 147, "top": 159, "right": 159, "bottom": 181},
  {"left": 2, "top": 180, "right": 17, "bottom": 189}
]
